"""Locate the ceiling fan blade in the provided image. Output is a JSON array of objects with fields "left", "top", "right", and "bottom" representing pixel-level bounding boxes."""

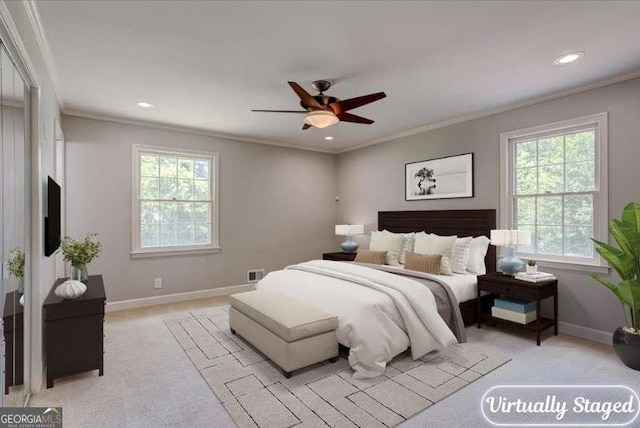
[
  {"left": 251, "top": 109, "right": 307, "bottom": 113},
  {"left": 337, "top": 112, "right": 374, "bottom": 124},
  {"left": 288, "top": 81, "right": 325, "bottom": 110},
  {"left": 330, "top": 92, "right": 386, "bottom": 114},
  {"left": 302, "top": 123, "right": 311, "bottom": 130}
]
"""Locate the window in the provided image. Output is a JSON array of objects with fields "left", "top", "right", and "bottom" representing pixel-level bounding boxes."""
[
  {"left": 131, "top": 145, "right": 219, "bottom": 257},
  {"left": 500, "top": 113, "right": 608, "bottom": 267}
]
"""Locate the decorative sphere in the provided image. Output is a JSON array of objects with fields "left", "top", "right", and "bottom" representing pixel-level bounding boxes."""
[{"left": 55, "top": 280, "right": 87, "bottom": 299}]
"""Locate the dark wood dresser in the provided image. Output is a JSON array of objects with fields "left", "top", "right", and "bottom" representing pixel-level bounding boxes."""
[
  {"left": 44, "top": 275, "right": 106, "bottom": 388},
  {"left": 3, "top": 291, "right": 24, "bottom": 394}
]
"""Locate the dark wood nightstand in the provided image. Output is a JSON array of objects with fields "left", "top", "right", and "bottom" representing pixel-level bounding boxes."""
[
  {"left": 322, "top": 252, "right": 357, "bottom": 261},
  {"left": 477, "top": 272, "right": 558, "bottom": 346},
  {"left": 44, "top": 275, "right": 106, "bottom": 388}
]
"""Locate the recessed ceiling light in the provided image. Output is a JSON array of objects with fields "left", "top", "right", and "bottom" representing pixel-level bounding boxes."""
[
  {"left": 324, "top": 136, "right": 334, "bottom": 141},
  {"left": 554, "top": 51, "right": 585, "bottom": 65},
  {"left": 137, "top": 101, "right": 153, "bottom": 108}
]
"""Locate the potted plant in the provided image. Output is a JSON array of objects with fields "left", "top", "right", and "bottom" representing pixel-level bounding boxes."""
[
  {"left": 526, "top": 259, "right": 537, "bottom": 274},
  {"left": 60, "top": 233, "right": 102, "bottom": 284},
  {"left": 589, "top": 202, "right": 640, "bottom": 371}
]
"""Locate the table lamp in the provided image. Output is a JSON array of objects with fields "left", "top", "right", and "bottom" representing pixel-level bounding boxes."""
[
  {"left": 490, "top": 229, "right": 532, "bottom": 275},
  {"left": 335, "top": 224, "right": 365, "bottom": 253}
]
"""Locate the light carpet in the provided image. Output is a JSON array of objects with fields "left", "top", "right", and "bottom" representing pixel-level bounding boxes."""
[{"left": 165, "top": 305, "right": 510, "bottom": 428}]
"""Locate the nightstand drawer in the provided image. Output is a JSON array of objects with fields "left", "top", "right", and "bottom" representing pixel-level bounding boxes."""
[{"left": 478, "top": 280, "right": 539, "bottom": 300}]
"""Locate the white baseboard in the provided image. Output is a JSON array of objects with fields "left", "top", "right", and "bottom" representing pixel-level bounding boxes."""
[
  {"left": 558, "top": 321, "right": 613, "bottom": 345},
  {"left": 105, "top": 284, "right": 255, "bottom": 313}
]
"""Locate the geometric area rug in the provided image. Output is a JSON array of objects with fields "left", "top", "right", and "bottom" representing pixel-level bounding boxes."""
[{"left": 164, "top": 305, "right": 510, "bottom": 428}]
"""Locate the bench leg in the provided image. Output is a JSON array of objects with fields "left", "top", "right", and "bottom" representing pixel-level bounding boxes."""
[
  {"left": 230, "top": 328, "right": 236, "bottom": 335},
  {"left": 283, "top": 370, "right": 292, "bottom": 379},
  {"left": 328, "top": 357, "right": 338, "bottom": 363}
]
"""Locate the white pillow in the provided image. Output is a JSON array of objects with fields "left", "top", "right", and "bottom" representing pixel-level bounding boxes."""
[
  {"left": 466, "top": 236, "right": 491, "bottom": 275},
  {"left": 369, "top": 230, "right": 405, "bottom": 266},
  {"left": 439, "top": 256, "right": 454, "bottom": 276},
  {"left": 452, "top": 237, "right": 473, "bottom": 274},
  {"left": 399, "top": 232, "right": 416, "bottom": 265},
  {"left": 414, "top": 233, "right": 457, "bottom": 258},
  {"left": 413, "top": 233, "right": 457, "bottom": 275}
]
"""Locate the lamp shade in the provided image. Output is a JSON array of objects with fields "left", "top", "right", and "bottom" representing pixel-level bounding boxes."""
[
  {"left": 335, "top": 224, "right": 364, "bottom": 236},
  {"left": 490, "top": 229, "right": 531, "bottom": 247},
  {"left": 304, "top": 110, "right": 339, "bottom": 128}
]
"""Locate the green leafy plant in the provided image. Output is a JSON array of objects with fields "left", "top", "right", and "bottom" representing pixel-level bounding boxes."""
[
  {"left": 589, "top": 202, "right": 640, "bottom": 335},
  {"left": 527, "top": 259, "right": 537, "bottom": 266},
  {"left": 7, "top": 248, "right": 24, "bottom": 279},
  {"left": 60, "top": 233, "right": 102, "bottom": 267}
]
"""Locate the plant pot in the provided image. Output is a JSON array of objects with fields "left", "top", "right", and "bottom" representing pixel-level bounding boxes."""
[
  {"left": 613, "top": 327, "right": 640, "bottom": 371},
  {"left": 526, "top": 265, "right": 537, "bottom": 274}
]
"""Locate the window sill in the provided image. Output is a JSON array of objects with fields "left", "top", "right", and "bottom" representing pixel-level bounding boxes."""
[
  {"left": 533, "top": 259, "right": 609, "bottom": 274},
  {"left": 130, "top": 247, "right": 221, "bottom": 259}
]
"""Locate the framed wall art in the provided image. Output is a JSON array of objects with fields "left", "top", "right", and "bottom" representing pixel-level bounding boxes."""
[{"left": 405, "top": 153, "right": 474, "bottom": 200}]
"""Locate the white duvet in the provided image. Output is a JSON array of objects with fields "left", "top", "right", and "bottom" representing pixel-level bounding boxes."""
[{"left": 257, "top": 260, "right": 457, "bottom": 378}]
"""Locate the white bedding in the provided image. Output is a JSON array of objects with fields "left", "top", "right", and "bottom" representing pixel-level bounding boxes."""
[
  {"left": 257, "top": 260, "right": 457, "bottom": 378},
  {"left": 396, "top": 264, "right": 477, "bottom": 303},
  {"left": 415, "top": 272, "right": 477, "bottom": 303}
]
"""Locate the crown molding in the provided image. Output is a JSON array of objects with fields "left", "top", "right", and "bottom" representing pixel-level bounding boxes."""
[
  {"left": 0, "top": 0, "right": 40, "bottom": 87},
  {"left": 338, "top": 69, "right": 640, "bottom": 154},
  {"left": 24, "top": 0, "right": 64, "bottom": 107},
  {"left": 63, "top": 109, "right": 338, "bottom": 154},
  {"left": 64, "top": 67, "right": 640, "bottom": 157}
]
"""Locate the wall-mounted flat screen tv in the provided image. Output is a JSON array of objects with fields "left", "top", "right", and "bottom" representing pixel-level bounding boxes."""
[{"left": 45, "top": 176, "right": 61, "bottom": 257}]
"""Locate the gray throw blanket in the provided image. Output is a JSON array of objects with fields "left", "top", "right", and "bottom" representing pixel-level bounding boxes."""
[{"left": 350, "top": 263, "right": 467, "bottom": 343}]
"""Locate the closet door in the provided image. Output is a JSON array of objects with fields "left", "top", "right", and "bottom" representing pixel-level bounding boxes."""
[{"left": 1, "top": 43, "right": 28, "bottom": 407}]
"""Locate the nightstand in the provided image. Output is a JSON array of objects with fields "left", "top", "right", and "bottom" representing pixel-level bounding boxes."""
[
  {"left": 44, "top": 275, "right": 106, "bottom": 388},
  {"left": 322, "top": 252, "right": 357, "bottom": 262},
  {"left": 477, "top": 272, "right": 558, "bottom": 346}
]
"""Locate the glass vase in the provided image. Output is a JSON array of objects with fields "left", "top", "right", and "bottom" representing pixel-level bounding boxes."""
[
  {"left": 72, "top": 264, "right": 89, "bottom": 284},
  {"left": 18, "top": 277, "right": 24, "bottom": 296}
]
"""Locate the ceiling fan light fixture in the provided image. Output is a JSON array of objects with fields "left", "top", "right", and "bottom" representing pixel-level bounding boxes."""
[{"left": 304, "top": 110, "right": 339, "bottom": 129}]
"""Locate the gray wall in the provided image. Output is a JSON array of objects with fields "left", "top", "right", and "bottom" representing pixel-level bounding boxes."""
[
  {"left": 63, "top": 115, "right": 337, "bottom": 302},
  {"left": 337, "top": 77, "right": 640, "bottom": 338}
]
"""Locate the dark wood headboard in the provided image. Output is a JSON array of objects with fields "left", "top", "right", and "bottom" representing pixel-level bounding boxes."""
[{"left": 378, "top": 209, "right": 496, "bottom": 273}]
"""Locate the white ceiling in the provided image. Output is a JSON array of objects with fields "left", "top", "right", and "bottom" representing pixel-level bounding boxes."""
[{"left": 36, "top": 1, "right": 640, "bottom": 152}]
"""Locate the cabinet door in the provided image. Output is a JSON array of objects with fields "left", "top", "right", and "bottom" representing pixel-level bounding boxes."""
[{"left": 47, "top": 314, "right": 103, "bottom": 377}]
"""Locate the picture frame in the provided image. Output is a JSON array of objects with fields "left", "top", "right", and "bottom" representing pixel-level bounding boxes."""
[{"left": 405, "top": 153, "right": 474, "bottom": 200}]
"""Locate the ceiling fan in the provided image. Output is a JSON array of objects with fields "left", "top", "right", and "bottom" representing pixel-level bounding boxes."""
[{"left": 252, "top": 80, "right": 386, "bottom": 130}]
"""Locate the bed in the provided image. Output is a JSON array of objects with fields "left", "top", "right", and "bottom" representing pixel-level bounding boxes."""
[
  {"left": 377, "top": 209, "right": 497, "bottom": 326},
  {"left": 258, "top": 209, "right": 496, "bottom": 378}
]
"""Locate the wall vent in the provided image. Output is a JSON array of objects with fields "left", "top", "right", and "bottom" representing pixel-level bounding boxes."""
[{"left": 247, "top": 269, "right": 266, "bottom": 283}]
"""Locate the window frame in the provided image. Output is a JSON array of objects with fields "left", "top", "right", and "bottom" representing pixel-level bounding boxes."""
[
  {"left": 499, "top": 112, "right": 608, "bottom": 270},
  {"left": 130, "top": 144, "right": 220, "bottom": 258}
]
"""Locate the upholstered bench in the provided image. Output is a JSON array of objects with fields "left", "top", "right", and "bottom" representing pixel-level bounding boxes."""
[{"left": 229, "top": 289, "right": 339, "bottom": 378}]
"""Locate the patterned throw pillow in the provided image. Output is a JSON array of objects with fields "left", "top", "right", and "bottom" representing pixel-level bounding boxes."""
[
  {"left": 404, "top": 252, "right": 443, "bottom": 274},
  {"left": 354, "top": 250, "right": 388, "bottom": 265},
  {"left": 452, "top": 237, "right": 473, "bottom": 274},
  {"left": 440, "top": 256, "right": 454, "bottom": 276},
  {"left": 399, "top": 233, "right": 416, "bottom": 265}
]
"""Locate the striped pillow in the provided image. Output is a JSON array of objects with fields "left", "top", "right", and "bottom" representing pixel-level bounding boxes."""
[
  {"left": 355, "top": 250, "right": 387, "bottom": 265},
  {"left": 404, "top": 252, "right": 442, "bottom": 274}
]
